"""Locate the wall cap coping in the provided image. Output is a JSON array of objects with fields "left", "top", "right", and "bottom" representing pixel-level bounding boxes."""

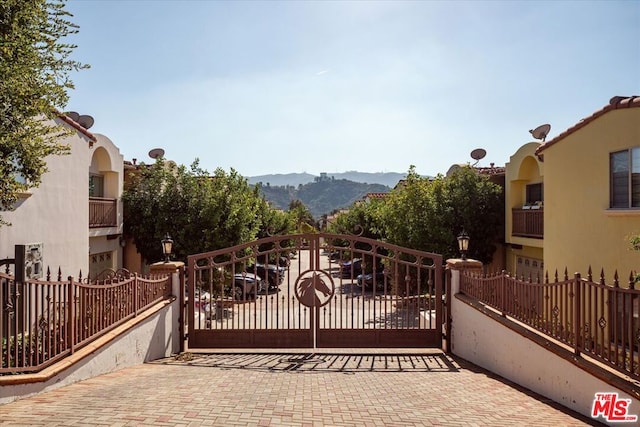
[
  {"left": 0, "top": 298, "right": 175, "bottom": 386},
  {"left": 454, "top": 292, "right": 640, "bottom": 400},
  {"left": 150, "top": 261, "right": 185, "bottom": 272},
  {"left": 446, "top": 258, "right": 483, "bottom": 270}
]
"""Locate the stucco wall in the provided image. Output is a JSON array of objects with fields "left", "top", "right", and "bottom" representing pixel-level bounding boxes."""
[
  {"left": 542, "top": 108, "right": 640, "bottom": 277},
  {"left": 504, "top": 142, "right": 544, "bottom": 275},
  {"left": 0, "top": 298, "right": 180, "bottom": 406},
  {"left": 0, "top": 119, "right": 92, "bottom": 275},
  {"left": 451, "top": 292, "right": 639, "bottom": 419},
  {"left": 0, "top": 123, "right": 125, "bottom": 278}
]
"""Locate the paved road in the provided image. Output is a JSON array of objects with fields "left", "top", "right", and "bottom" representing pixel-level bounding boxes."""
[{"left": 0, "top": 350, "right": 602, "bottom": 426}]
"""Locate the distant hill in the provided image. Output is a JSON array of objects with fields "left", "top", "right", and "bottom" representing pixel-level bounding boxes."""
[
  {"left": 247, "top": 173, "right": 316, "bottom": 187},
  {"left": 248, "top": 171, "right": 405, "bottom": 188},
  {"left": 256, "top": 178, "right": 390, "bottom": 218}
]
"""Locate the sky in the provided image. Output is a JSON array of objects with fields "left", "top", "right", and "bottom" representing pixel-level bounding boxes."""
[{"left": 64, "top": 0, "right": 640, "bottom": 177}]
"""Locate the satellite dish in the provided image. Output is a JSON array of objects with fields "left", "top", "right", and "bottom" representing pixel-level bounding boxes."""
[
  {"left": 470, "top": 148, "right": 487, "bottom": 161},
  {"left": 148, "top": 148, "right": 165, "bottom": 159},
  {"left": 66, "top": 111, "right": 80, "bottom": 122},
  {"left": 77, "top": 115, "right": 94, "bottom": 129},
  {"left": 529, "top": 124, "right": 551, "bottom": 142}
]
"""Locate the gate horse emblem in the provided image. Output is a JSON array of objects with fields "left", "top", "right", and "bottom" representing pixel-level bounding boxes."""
[{"left": 294, "top": 270, "right": 335, "bottom": 308}]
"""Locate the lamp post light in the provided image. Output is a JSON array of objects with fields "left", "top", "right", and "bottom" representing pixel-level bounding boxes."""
[
  {"left": 457, "top": 229, "right": 470, "bottom": 261},
  {"left": 161, "top": 233, "right": 173, "bottom": 263}
]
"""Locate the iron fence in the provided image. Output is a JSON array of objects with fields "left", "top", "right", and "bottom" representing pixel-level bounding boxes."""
[
  {"left": 460, "top": 268, "right": 640, "bottom": 380},
  {"left": 511, "top": 208, "right": 544, "bottom": 238},
  {"left": 1, "top": 268, "right": 171, "bottom": 375},
  {"left": 89, "top": 197, "right": 117, "bottom": 228}
]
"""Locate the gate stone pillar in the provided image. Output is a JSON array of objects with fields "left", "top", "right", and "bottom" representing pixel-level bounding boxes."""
[
  {"left": 445, "top": 258, "right": 482, "bottom": 353},
  {"left": 446, "top": 258, "right": 482, "bottom": 294},
  {"left": 150, "top": 261, "right": 185, "bottom": 298},
  {"left": 150, "top": 261, "right": 185, "bottom": 353}
]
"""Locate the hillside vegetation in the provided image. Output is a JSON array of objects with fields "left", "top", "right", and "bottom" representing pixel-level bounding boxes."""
[
  {"left": 248, "top": 171, "right": 405, "bottom": 188},
  {"left": 257, "top": 178, "right": 390, "bottom": 218}
]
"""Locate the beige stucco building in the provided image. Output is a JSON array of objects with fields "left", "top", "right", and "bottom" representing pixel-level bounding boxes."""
[
  {"left": 504, "top": 142, "right": 544, "bottom": 278},
  {"left": 0, "top": 114, "right": 124, "bottom": 280},
  {"left": 535, "top": 96, "right": 640, "bottom": 278},
  {"left": 503, "top": 96, "right": 640, "bottom": 279}
]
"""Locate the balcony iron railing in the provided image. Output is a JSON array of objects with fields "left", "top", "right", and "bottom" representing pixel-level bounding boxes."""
[
  {"left": 512, "top": 207, "right": 543, "bottom": 238},
  {"left": 89, "top": 197, "right": 117, "bottom": 228}
]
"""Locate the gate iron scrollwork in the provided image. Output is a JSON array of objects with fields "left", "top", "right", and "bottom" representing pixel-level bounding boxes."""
[{"left": 187, "top": 232, "right": 443, "bottom": 349}]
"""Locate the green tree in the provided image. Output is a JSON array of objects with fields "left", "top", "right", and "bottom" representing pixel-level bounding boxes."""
[
  {"left": 287, "top": 199, "right": 316, "bottom": 233},
  {"left": 631, "top": 234, "right": 640, "bottom": 283},
  {"left": 327, "top": 200, "right": 384, "bottom": 240},
  {"left": 380, "top": 165, "right": 503, "bottom": 263},
  {"left": 123, "top": 159, "right": 267, "bottom": 263},
  {"left": 0, "top": 0, "right": 87, "bottom": 218}
]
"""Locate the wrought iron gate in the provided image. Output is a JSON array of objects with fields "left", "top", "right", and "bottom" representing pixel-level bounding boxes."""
[{"left": 187, "top": 233, "right": 443, "bottom": 349}]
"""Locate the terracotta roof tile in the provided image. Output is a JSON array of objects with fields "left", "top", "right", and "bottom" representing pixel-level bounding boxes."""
[
  {"left": 56, "top": 113, "right": 97, "bottom": 143},
  {"left": 535, "top": 96, "right": 640, "bottom": 157},
  {"left": 476, "top": 165, "right": 505, "bottom": 176}
]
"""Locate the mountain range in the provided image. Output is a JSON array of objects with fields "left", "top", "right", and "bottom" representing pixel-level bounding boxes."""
[{"left": 247, "top": 171, "right": 406, "bottom": 188}]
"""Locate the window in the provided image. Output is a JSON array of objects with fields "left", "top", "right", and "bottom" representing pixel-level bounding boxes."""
[
  {"left": 526, "top": 183, "right": 543, "bottom": 205},
  {"left": 11, "top": 157, "right": 27, "bottom": 185},
  {"left": 89, "top": 251, "right": 113, "bottom": 280},
  {"left": 89, "top": 174, "right": 104, "bottom": 197},
  {"left": 610, "top": 148, "right": 640, "bottom": 208}
]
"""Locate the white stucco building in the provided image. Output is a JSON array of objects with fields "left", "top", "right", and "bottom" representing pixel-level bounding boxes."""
[{"left": 0, "top": 114, "right": 124, "bottom": 280}]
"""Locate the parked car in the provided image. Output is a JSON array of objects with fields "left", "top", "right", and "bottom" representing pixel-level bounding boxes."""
[
  {"left": 357, "top": 271, "right": 389, "bottom": 291},
  {"left": 276, "top": 256, "right": 291, "bottom": 267},
  {"left": 246, "top": 263, "right": 285, "bottom": 289},
  {"left": 231, "top": 273, "right": 263, "bottom": 300},
  {"left": 341, "top": 259, "right": 386, "bottom": 279},
  {"left": 340, "top": 259, "right": 362, "bottom": 278}
]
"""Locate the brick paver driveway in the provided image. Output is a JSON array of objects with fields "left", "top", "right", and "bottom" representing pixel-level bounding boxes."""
[{"left": 0, "top": 350, "right": 601, "bottom": 426}]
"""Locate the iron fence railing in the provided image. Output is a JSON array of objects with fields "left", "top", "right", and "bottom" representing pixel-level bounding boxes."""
[
  {"left": 89, "top": 197, "right": 117, "bottom": 228},
  {"left": 1, "top": 269, "right": 171, "bottom": 375},
  {"left": 460, "top": 268, "right": 640, "bottom": 380},
  {"left": 511, "top": 208, "right": 543, "bottom": 238}
]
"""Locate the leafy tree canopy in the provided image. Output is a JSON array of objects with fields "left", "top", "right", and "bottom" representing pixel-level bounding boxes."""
[
  {"left": 326, "top": 199, "right": 384, "bottom": 241},
  {"left": 123, "top": 159, "right": 269, "bottom": 263},
  {"left": 0, "top": 0, "right": 87, "bottom": 219},
  {"left": 287, "top": 199, "right": 316, "bottom": 232},
  {"left": 379, "top": 165, "right": 503, "bottom": 263}
]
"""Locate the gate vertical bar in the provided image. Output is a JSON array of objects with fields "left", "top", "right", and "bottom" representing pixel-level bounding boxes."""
[
  {"left": 310, "top": 233, "right": 319, "bottom": 349},
  {"left": 67, "top": 277, "right": 75, "bottom": 354},
  {"left": 435, "top": 261, "right": 443, "bottom": 349}
]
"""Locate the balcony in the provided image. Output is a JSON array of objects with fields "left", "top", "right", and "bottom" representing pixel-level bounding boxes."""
[
  {"left": 89, "top": 197, "right": 117, "bottom": 228},
  {"left": 512, "top": 208, "right": 543, "bottom": 239}
]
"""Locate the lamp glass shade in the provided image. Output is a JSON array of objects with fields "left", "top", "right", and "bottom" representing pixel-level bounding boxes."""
[
  {"left": 161, "top": 234, "right": 173, "bottom": 256},
  {"left": 457, "top": 232, "right": 470, "bottom": 252}
]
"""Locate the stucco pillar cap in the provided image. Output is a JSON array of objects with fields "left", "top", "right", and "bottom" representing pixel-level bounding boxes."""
[
  {"left": 446, "top": 258, "right": 483, "bottom": 271},
  {"left": 149, "top": 261, "right": 185, "bottom": 272}
]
